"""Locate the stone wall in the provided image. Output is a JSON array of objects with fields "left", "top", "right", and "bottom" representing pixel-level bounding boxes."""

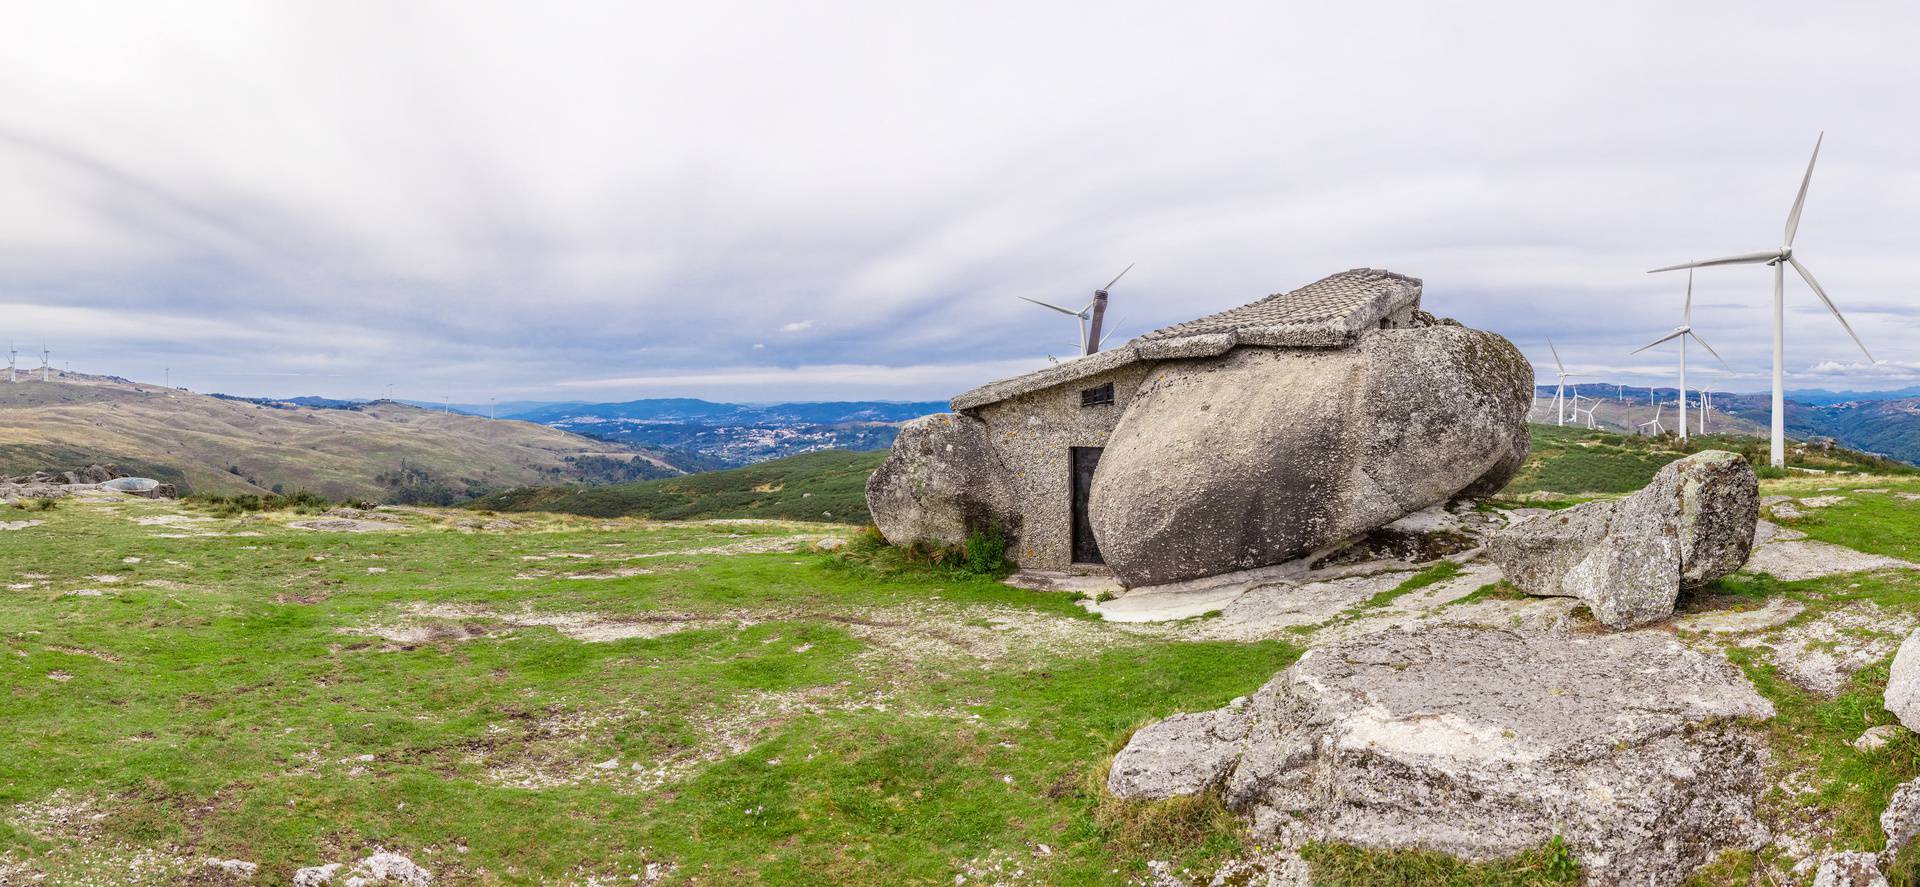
[{"left": 967, "top": 361, "right": 1155, "bottom": 572}]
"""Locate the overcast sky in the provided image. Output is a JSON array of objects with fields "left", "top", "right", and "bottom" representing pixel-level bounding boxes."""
[{"left": 2, "top": 1, "right": 1916, "bottom": 403}]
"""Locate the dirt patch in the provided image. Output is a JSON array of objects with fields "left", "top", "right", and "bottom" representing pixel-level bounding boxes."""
[
  {"left": 342, "top": 603, "right": 728, "bottom": 646},
  {"left": 4, "top": 790, "right": 197, "bottom": 883},
  {"left": 563, "top": 566, "right": 654, "bottom": 580},
  {"left": 133, "top": 515, "right": 214, "bottom": 527},
  {"left": 483, "top": 684, "right": 877, "bottom": 793},
  {"left": 0, "top": 520, "right": 44, "bottom": 531},
  {"left": 288, "top": 518, "right": 405, "bottom": 533}
]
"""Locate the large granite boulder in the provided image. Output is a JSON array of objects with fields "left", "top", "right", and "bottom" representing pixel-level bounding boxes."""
[
  {"left": 864, "top": 413, "right": 1017, "bottom": 546},
  {"left": 1087, "top": 324, "right": 1532, "bottom": 587},
  {"left": 1105, "top": 625, "right": 1775, "bottom": 887},
  {"left": 1486, "top": 451, "right": 1758, "bottom": 629},
  {"left": 1886, "top": 631, "right": 1920, "bottom": 732}
]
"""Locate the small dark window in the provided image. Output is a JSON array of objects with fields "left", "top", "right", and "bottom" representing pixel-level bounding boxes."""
[{"left": 1080, "top": 383, "right": 1115, "bottom": 407}]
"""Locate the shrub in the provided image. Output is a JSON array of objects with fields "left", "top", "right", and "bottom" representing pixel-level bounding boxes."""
[
  {"left": 186, "top": 489, "right": 333, "bottom": 516},
  {"left": 830, "top": 523, "right": 1014, "bottom": 578},
  {"left": 961, "top": 523, "right": 1010, "bottom": 576}
]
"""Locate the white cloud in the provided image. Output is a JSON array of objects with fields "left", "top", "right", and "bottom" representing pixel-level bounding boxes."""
[{"left": 1, "top": 1, "right": 1918, "bottom": 400}]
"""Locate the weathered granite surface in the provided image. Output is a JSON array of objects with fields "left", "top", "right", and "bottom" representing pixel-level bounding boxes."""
[
  {"left": 864, "top": 413, "right": 1018, "bottom": 546},
  {"left": 1106, "top": 625, "right": 1775, "bottom": 887},
  {"left": 1486, "top": 451, "right": 1758, "bottom": 628},
  {"left": 1087, "top": 323, "right": 1532, "bottom": 586}
]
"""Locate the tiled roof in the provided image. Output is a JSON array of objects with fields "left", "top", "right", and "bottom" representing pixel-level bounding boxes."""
[
  {"left": 1130, "top": 268, "right": 1422, "bottom": 354},
  {"left": 951, "top": 269, "right": 1421, "bottom": 411}
]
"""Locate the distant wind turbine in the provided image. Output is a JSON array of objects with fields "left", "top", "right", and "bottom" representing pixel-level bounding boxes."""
[
  {"left": 1648, "top": 133, "right": 1873, "bottom": 467},
  {"left": 1545, "top": 340, "right": 1584, "bottom": 426},
  {"left": 6, "top": 342, "right": 15, "bottom": 383},
  {"left": 1020, "top": 264, "right": 1133, "bottom": 356},
  {"left": 1630, "top": 269, "right": 1730, "bottom": 441},
  {"left": 1637, "top": 402, "right": 1667, "bottom": 436},
  {"left": 40, "top": 343, "right": 50, "bottom": 382}
]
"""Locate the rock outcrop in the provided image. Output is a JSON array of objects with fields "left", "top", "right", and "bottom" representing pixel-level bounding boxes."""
[
  {"left": 1485, "top": 451, "right": 1758, "bottom": 628},
  {"left": 1105, "top": 625, "right": 1774, "bottom": 886},
  {"left": 1886, "top": 631, "right": 1920, "bottom": 732},
  {"left": 1086, "top": 324, "right": 1532, "bottom": 586},
  {"left": 864, "top": 413, "right": 1017, "bottom": 546}
]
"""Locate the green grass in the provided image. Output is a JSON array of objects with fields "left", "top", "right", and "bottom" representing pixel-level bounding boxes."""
[
  {"left": 0, "top": 498, "right": 1295, "bottom": 884},
  {"left": 470, "top": 449, "right": 887, "bottom": 524},
  {"left": 1301, "top": 837, "right": 1580, "bottom": 886},
  {"left": 1769, "top": 481, "right": 1920, "bottom": 562},
  {"left": 1348, "top": 561, "right": 1464, "bottom": 613}
]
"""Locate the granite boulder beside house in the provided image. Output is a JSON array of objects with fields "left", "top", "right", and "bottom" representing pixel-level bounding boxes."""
[{"left": 864, "top": 268, "right": 1534, "bottom": 588}]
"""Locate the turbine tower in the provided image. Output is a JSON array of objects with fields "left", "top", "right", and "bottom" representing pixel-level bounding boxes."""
[
  {"left": 1630, "top": 269, "right": 1730, "bottom": 441},
  {"left": 1020, "top": 264, "right": 1133, "bottom": 356},
  {"left": 1545, "top": 340, "right": 1583, "bottom": 426},
  {"left": 40, "top": 343, "right": 50, "bottom": 382},
  {"left": 1649, "top": 133, "right": 1873, "bottom": 467},
  {"left": 6, "top": 342, "right": 15, "bottom": 383}
]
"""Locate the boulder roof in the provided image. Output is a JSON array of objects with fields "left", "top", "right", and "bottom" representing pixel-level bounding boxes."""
[{"left": 952, "top": 268, "right": 1422, "bottom": 411}]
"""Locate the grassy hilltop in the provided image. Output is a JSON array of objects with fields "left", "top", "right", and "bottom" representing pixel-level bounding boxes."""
[
  {"left": 0, "top": 373, "right": 684, "bottom": 501},
  {"left": 7, "top": 463, "right": 1920, "bottom": 883}
]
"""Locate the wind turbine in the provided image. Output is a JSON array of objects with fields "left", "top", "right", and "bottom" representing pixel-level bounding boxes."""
[
  {"left": 40, "top": 343, "right": 50, "bottom": 382},
  {"left": 1697, "top": 385, "right": 1713, "bottom": 434},
  {"left": 1020, "top": 264, "right": 1133, "bottom": 356},
  {"left": 1545, "top": 340, "right": 1583, "bottom": 426},
  {"left": 1648, "top": 133, "right": 1873, "bottom": 467},
  {"left": 1637, "top": 402, "right": 1667, "bottom": 436},
  {"left": 6, "top": 342, "right": 14, "bottom": 383},
  {"left": 1572, "top": 396, "right": 1600, "bottom": 429},
  {"left": 1630, "top": 269, "right": 1730, "bottom": 441}
]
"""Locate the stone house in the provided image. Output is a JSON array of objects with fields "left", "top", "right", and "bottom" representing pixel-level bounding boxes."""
[{"left": 866, "top": 268, "right": 1533, "bottom": 586}]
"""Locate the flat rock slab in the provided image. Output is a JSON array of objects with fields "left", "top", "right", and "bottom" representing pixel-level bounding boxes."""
[
  {"left": 1003, "top": 571, "right": 1124, "bottom": 597},
  {"left": 1744, "top": 539, "right": 1916, "bottom": 581},
  {"left": 1108, "top": 625, "right": 1774, "bottom": 886},
  {"left": 1675, "top": 595, "right": 1806, "bottom": 634},
  {"left": 1751, "top": 603, "right": 1917, "bottom": 697}
]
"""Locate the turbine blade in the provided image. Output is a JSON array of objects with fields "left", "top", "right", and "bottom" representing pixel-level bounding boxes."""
[
  {"left": 1018, "top": 296, "right": 1080, "bottom": 316},
  {"left": 1788, "top": 256, "right": 1874, "bottom": 362},
  {"left": 1688, "top": 331, "right": 1732, "bottom": 371},
  {"left": 1647, "top": 251, "right": 1782, "bottom": 273},
  {"left": 1548, "top": 339, "right": 1565, "bottom": 373},
  {"left": 1630, "top": 328, "right": 1688, "bottom": 354},
  {"left": 1785, "top": 132, "right": 1823, "bottom": 248},
  {"left": 1684, "top": 268, "right": 1693, "bottom": 323},
  {"left": 1103, "top": 263, "right": 1135, "bottom": 291}
]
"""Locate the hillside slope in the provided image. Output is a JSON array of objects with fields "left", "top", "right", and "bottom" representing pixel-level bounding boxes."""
[
  {"left": 0, "top": 373, "right": 683, "bottom": 501},
  {"left": 471, "top": 449, "right": 885, "bottom": 522},
  {"left": 1504, "top": 423, "right": 1915, "bottom": 496}
]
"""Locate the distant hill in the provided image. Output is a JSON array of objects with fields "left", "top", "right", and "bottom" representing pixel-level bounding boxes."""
[
  {"left": 470, "top": 448, "right": 886, "bottom": 523},
  {"left": 1534, "top": 381, "right": 1920, "bottom": 466},
  {"left": 1504, "top": 423, "right": 1915, "bottom": 496},
  {"left": 494, "top": 397, "right": 947, "bottom": 467},
  {"left": 502, "top": 397, "right": 947, "bottom": 425},
  {"left": 0, "top": 373, "right": 692, "bottom": 501}
]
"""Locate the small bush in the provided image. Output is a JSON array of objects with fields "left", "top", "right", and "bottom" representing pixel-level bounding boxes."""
[
  {"left": 30, "top": 497, "right": 59, "bottom": 512},
  {"left": 961, "top": 523, "right": 1010, "bottom": 576},
  {"left": 187, "top": 489, "right": 333, "bottom": 516},
  {"left": 830, "top": 523, "right": 1014, "bottom": 578}
]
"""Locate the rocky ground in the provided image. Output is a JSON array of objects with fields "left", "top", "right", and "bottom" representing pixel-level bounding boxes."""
[{"left": 3, "top": 476, "right": 1920, "bottom": 884}]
